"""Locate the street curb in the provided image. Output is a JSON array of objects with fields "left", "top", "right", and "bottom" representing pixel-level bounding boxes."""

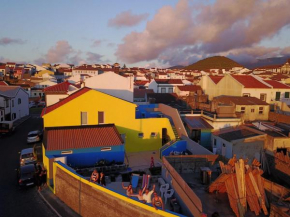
[{"left": 38, "top": 191, "right": 62, "bottom": 217}]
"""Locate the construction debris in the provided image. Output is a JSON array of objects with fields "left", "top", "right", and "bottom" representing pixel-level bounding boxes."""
[
  {"left": 275, "top": 151, "right": 290, "bottom": 176},
  {"left": 209, "top": 156, "right": 268, "bottom": 217}
]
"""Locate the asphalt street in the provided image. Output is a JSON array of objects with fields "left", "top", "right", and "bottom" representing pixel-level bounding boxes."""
[{"left": 0, "top": 115, "right": 56, "bottom": 217}]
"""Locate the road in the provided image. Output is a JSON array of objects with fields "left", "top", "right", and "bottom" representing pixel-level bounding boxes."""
[{"left": 0, "top": 115, "right": 56, "bottom": 217}]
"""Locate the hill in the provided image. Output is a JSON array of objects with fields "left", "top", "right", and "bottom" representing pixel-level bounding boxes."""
[
  {"left": 184, "top": 56, "right": 244, "bottom": 70},
  {"left": 168, "top": 65, "right": 184, "bottom": 69}
]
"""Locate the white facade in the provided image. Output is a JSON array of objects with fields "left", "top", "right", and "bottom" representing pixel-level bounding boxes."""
[
  {"left": 35, "top": 80, "right": 57, "bottom": 89},
  {"left": 0, "top": 87, "right": 29, "bottom": 122},
  {"left": 84, "top": 71, "right": 134, "bottom": 102},
  {"left": 148, "top": 80, "right": 184, "bottom": 93}
]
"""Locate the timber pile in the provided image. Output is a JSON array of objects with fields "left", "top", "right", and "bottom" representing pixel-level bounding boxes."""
[
  {"left": 275, "top": 151, "right": 290, "bottom": 176},
  {"left": 209, "top": 156, "right": 268, "bottom": 217}
]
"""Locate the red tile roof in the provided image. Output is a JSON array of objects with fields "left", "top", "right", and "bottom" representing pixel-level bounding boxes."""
[
  {"left": 134, "top": 80, "right": 149, "bottom": 86},
  {"left": 208, "top": 75, "right": 223, "bottom": 84},
  {"left": 231, "top": 75, "right": 270, "bottom": 89},
  {"left": 263, "top": 80, "right": 290, "bottom": 89},
  {"left": 74, "top": 66, "right": 97, "bottom": 71},
  {"left": 0, "top": 65, "right": 6, "bottom": 69},
  {"left": 44, "top": 81, "right": 78, "bottom": 94},
  {"left": 41, "top": 87, "right": 91, "bottom": 117},
  {"left": 177, "top": 85, "right": 202, "bottom": 92},
  {"left": 155, "top": 79, "right": 183, "bottom": 84},
  {"left": 44, "top": 124, "right": 123, "bottom": 151},
  {"left": 0, "top": 81, "right": 8, "bottom": 86}
]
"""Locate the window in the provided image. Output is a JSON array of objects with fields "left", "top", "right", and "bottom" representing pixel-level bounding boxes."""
[
  {"left": 151, "top": 132, "right": 157, "bottom": 137},
  {"left": 213, "top": 138, "right": 216, "bottom": 147},
  {"left": 12, "top": 113, "right": 16, "bottom": 120},
  {"left": 34, "top": 93, "right": 37, "bottom": 96},
  {"left": 241, "top": 107, "right": 245, "bottom": 113},
  {"left": 251, "top": 109, "right": 255, "bottom": 113},
  {"left": 12, "top": 100, "right": 14, "bottom": 107},
  {"left": 5, "top": 100, "right": 9, "bottom": 108},
  {"left": 260, "top": 93, "right": 267, "bottom": 101},
  {"left": 259, "top": 107, "right": 263, "bottom": 114},
  {"left": 243, "top": 93, "right": 250, "bottom": 97},
  {"left": 138, "top": 133, "right": 144, "bottom": 138},
  {"left": 101, "top": 147, "right": 112, "bottom": 152},
  {"left": 276, "top": 92, "right": 281, "bottom": 100},
  {"left": 222, "top": 143, "right": 226, "bottom": 147},
  {"left": 285, "top": 92, "right": 290, "bottom": 99},
  {"left": 18, "top": 98, "right": 21, "bottom": 105},
  {"left": 161, "top": 88, "right": 166, "bottom": 93},
  {"left": 168, "top": 88, "right": 173, "bottom": 93},
  {"left": 61, "top": 150, "right": 73, "bottom": 154},
  {"left": 81, "top": 112, "right": 87, "bottom": 125},
  {"left": 98, "top": 111, "right": 104, "bottom": 124}
]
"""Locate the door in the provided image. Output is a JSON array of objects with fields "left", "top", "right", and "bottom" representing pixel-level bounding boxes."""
[
  {"left": 98, "top": 111, "right": 104, "bottom": 124},
  {"left": 221, "top": 143, "right": 226, "bottom": 157},
  {"left": 162, "top": 128, "right": 168, "bottom": 145}
]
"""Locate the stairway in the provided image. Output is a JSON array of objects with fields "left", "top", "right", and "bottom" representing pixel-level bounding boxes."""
[{"left": 171, "top": 125, "right": 180, "bottom": 140}]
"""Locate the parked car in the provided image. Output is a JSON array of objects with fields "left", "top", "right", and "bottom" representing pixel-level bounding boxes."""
[
  {"left": 27, "top": 130, "right": 43, "bottom": 144},
  {"left": 16, "top": 164, "right": 36, "bottom": 188},
  {"left": 20, "top": 148, "right": 36, "bottom": 166},
  {"left": 0, "top": 121, "right": 15, "bottom": 135}
]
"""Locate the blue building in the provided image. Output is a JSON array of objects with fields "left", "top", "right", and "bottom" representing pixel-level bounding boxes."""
[{"left": 44, "top": 124, "right": 124, "bottom": 168}]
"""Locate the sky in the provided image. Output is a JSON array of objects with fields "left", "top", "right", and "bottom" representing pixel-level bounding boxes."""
[{"left": 0, "top": 0, "right": 290, "bottom": 68}]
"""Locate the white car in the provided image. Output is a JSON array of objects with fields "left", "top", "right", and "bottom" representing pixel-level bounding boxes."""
[
  {"left": 27, "top": 130, "right": 42, "bottom": 144},
  {"left": 20, "top": 148, "right": 36, "bottom": 166}
]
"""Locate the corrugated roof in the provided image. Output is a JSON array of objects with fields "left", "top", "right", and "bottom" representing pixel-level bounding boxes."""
[
  {"left": 177, "top": 85, "right": 202, "bottom": 92},
  {"left": 208, "top": 75, "right": 223, "bottom": 84},
  {"left": 44, "top": 124, "right": 123, "bottom": 151},
  {"left": 184, "top": 117, "right": 213, "bottom": 129},
  {"left": 217, "top": 129, "right": 260, "bottom": 142},
  {"left": 41, "top": 87, "right": 91, "bottom": 117},
  {"left": 231, "top": 75, "right": 270, "bottom": 89},
  {"left": 155, "top": 79, "right": 183, "bottom": 84},
  {"left": 263, "top": 80, "right": 290, "bottom": 89}
]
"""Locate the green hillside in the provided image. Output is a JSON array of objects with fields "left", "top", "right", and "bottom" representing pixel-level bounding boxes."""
[{"left": 184, "top": 56, "right": 244, "bottom": 70}]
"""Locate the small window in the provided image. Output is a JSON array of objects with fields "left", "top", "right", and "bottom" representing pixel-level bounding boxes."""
[
  {"left": 168, "top": 88, "right": 173, "bottom": 93},
  {"left": 81, "top": 112, "right": 87, "bottom": 125},
  {"left": 259, "top": 107, "right": 263, "bottom": 114},
  {"left": 285, "top": 92, "right": 290, "bottom": 99},
  {"left": 61, "top": 150, "right": 73, "bottom": 154},
  {"left": 151, "top": 132, "right": 157, "bottom": 137},
  {"left": 98, "top": 111, "right": 104, "bottom": 124},
  {"left": 241, "top": 107, "right": 245, "bottom": 113},
  {"left": 101, "top": 147, "right": 112, "bottom": 152},
  {"left": 213, "top": 138, "right": 216, "bottom": 147},
  {"left": 260, "top": 93, "right": 266, "bottom": 101},
  {"left": 222, "top": 143, "right": 226, "bottom": 147},
  {"left": 138, "top": 133, "right": 144, "bottom": 138},
  {"left": 251, "top": 109, "right": 255, "bottom": 113},
  {"left": 18, "top": 98, "right": 21, "bottom": 104},
  {"left": 12, "top": 100, "right": 14, "bottom": 107},
  {"left": 161, "top": 88, "right": 166, "bottom": 93},
  {"left": 276, "top": 92, "right": 281, "bottom": 100}
]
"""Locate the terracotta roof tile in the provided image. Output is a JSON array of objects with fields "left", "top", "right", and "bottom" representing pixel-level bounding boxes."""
[
  {"left": 231, "top": 75, "right": 270, "bottom": 88},
  {"left": 44, "top": 124, "right": 123, "bottom": 151},
  {"left": 0, "top": 81, "right": 8, "bottom": 86},
  {"left": 155, "top": 79, "right": 183, "bottom": 84},
  {"left": 44, "top": 81, "right": 77, "bottom": 94},
  {"left": 177, "top": 85, "right": 202, "bottom": 92},
  {"left": 208, "top": 75, "right": 223, "bottom": 84},
  {"left": 263, "top": 80, "right": 290, "bottom": 89}
]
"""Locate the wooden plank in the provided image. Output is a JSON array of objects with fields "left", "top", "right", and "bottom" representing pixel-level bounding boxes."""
[
  {"left": 246, "top": 173, "right": 261, "bottom": 215},
  {"left": 225, "top": 175, "right": 240, "bottom": 217}
]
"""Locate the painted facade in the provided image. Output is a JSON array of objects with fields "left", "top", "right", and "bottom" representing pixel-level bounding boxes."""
[{"left": 42, "top": 88, "right": 175, "bottom": 152}]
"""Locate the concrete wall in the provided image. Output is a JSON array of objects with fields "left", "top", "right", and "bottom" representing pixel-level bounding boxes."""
[
  {"left": 46, "top": 94, "right": 68, "bottom": 106},
  {"left": 53, "top": 162, "right": 179, "bottom": 217},
  {"left": 158, "top": 104, "right": 188, "bottom": 138},
  {"left": 269, "top": 111, "right": 290, "bottom": 124}
]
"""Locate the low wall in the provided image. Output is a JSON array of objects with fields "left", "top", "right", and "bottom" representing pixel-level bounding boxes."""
[
  {"left": 161, "top": 141, "right": 187, "bottom": 157},
  {"left": 162, "top": 157, "right": 203, "bottom": 217},
  {"left": 158, "top": 104, "right": 188, "bottom": 137},
  {"left": 269, "top": 112, "right": 290, "bottom": 124},
  {"left": 53, "top": 162, "right": 180, "bottom": 217}
]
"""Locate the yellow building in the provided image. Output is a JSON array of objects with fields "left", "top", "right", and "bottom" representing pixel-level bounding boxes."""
[
  {"left": 41, "top": 87, "right": 175, "bottom": 153},
  {"left": 35, "top": 70, "right": 54, "bottom": 77}
]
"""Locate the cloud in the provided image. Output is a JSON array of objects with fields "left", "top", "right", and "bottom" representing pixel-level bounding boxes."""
[
  {"left": 108, "top": 10, "right": 149, "bottom": 28},
  {"left": 115, "top": 0, "right": 290, "bottom": 66},
  {"left": 0, "top": 37, "right": 25, "bottom": 45},
  {"left": 92, "top": 40, "right": 102, "bottom": 47},
  {"left": 86, "top": 52, "right": 103, "bottom": 63},
  {"left": 45, "top": 40, "right": 73, "bottom": 63},
  {"left": 107, "top": 42, "right": 116, "bottom": 47}
]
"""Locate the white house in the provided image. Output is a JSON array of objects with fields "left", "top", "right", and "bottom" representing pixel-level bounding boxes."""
[
  {"left": 34, "top": 80, "right": 58, "bottom": 89},
  {"left": 84, "top": 71, "right": 134, "bottom": 102},
  {"left": 72, "top": 65, "right": 99, "bottom": 76},
  {"left": 0, "top": 86, "right": 29, "bottom": 122},
  {"left": 148, "top": 79, "right": 184, "bottom": 93}
]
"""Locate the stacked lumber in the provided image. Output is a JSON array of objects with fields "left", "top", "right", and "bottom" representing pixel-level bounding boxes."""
[
  {"left": 209, "top": 157, "right": 268, "bottom": 217},
  {"left": 275, "top": 151, "right": 290, "bottom": 176}
]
